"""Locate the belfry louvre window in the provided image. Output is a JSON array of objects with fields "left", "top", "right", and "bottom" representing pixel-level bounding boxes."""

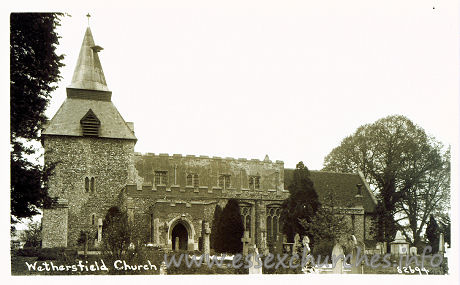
[
  {"left": 80, "top": 109, "right": 101, "bottom": 136},
  {"left": 154, "top": 171, "right": 168, "bottom": 185}
]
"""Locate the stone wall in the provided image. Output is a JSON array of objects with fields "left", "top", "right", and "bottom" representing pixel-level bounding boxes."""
[
  {"left": 42, "top": 206, "right": 68, "bottom": 248},
  {"left": 42, "top": 135, "right": 136, "bottom": 247}
]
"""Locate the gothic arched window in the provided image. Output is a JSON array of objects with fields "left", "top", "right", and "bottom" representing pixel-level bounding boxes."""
[
  {"left": 187, "top": 174, "right": 193, "bottom": 186},
  {"left": 240, "top": 206, "right": 252, "bottom": 236},
  {"left": 266, "top": 206, "right": 281, "bottom": 242}
]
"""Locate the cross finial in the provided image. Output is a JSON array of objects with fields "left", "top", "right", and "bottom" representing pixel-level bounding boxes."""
[{"left": 86, "top": 13, "right": 91, "bottom": 26}]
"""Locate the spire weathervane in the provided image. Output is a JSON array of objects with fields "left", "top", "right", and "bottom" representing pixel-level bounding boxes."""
[{"left": 86, "top": 13, "right": 91, "bottom": 26}]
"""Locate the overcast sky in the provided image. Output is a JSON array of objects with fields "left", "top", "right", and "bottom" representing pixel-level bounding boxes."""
[{"left": 23, "top": 1, "right": 460, "bottom": 171}]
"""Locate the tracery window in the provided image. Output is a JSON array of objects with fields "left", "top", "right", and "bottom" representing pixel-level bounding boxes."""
[
  {"left": 240, "top": 206, "right": 252, "bottom": 236},
  {"left": 266, "top": 206, "right": 281, "bottom": 242}
]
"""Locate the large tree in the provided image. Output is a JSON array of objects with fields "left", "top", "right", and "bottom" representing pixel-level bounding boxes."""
[
  {"left": 425, "top": 215, "right": 439, "bottom": 253},
  {"left": 217, "top": 199, "right": 244, "bottom": 254},
  {"left": 280, "top": 162, "right": 321, "bottom": 242},
  {"left": 10, "top": 13, "right": 65, "bottom": 220},
  {"left": 323, "top": 115, "right": 450, "bottom": 245},
  {"left": 210, "top": 204, "right": 223, "bottom": 251}
]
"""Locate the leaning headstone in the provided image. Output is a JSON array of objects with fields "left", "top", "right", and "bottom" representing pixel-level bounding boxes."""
[
  {"left": 331, "top": 243, "right": 344, "bottom": 274},
  {"left": 410, "top": 246, "right": 417, "bottom": 256},
  {"left": 248, "top": 244, "right": 263, "bottom": 274},
  {"left": 203, "top": 222, "right": 211, "bottom": 255},
  {"left": 241, "top": 231, "right": 251, "bottom": 256}
]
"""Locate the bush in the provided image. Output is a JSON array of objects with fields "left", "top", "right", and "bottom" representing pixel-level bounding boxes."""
[
  {"left": 36, "top": 247, "right": 78, "bottom": 261},
  {"left": 102, "top": 206, "right": 131, "bottom": 259},
  {"left": 15, "top": 247, "right": 40, "bottom": 257},
  {"left": 312, "top": 239, "right": 334, "bottom": 260}
]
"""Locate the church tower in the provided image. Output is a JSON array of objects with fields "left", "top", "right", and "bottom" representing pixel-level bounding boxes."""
[{"left": 41, "top": 26, "right": 137, "bottom": 248}]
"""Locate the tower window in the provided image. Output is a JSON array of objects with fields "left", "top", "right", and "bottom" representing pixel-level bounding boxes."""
[
  {"left": 186, "top": 174, "right": 193, "bottom": 186},
  {"left": 80, "top": 109, "right": 101, "bottom": 136},
  {"left": 85, "top": 177, "right": 89, "bottom": 192},
  {"left": 90, "top": 177, "right": 95, "bottom": 192}
]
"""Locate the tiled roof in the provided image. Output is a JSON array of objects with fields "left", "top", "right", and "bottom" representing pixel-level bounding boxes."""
[
  {"left": 42, "top": 98, "right": 136, "bottom": 140},
  {"left": 284, "top": 169, "right": 377, "bottom": 213}
]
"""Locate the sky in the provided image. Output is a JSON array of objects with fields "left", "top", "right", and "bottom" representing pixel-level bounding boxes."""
[{"left": 36, "top": 0, "right": 458, "bottom": 171}]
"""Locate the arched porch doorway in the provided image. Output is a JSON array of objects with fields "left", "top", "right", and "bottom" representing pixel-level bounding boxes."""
[{"left": 171, "top": 222, "right": 188, "bottom": 251}]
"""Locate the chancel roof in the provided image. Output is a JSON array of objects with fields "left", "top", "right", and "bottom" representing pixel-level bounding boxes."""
[{"left": 283, "top": 169, "right": 378, "bottom": 213}]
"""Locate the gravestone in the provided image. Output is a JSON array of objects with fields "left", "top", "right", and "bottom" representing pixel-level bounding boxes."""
[
  {"left": 439, "top": 233, "right": 445, "bottom": 254},
  {"left": 241, "top": 231, "right": 251, "bottom": 256},
  {"left": 97, "top": 218, "right": 103, "bottom": 242},
  {"left": 203, "top": 222, "right": 211, "bottom": 255},
  {"left": 292, "top": 233, "right": 301, "bottom": 255},
  {"left": 410, "top": 246, "right": 417, "bottom": 256},
  {"left": 331, "top": 243, "right": 344, "bottom": 274},
  {"left": 159, "top": 261, "right": 167, "bottom": 275},
  {"left": 390, "top": 231, "right": 409, "bottom": 257},
  {"left": 175, "top": 237, "right": 180, "bottom": 251},
  {"left": 248, "top": 244, "right": 263, "bottom": 274},
  {"left": 260, "top": 232, "right": 269, "bottom": 255},
  {"left": 349, "top": 235, "right": 363, "bottom": 274},
  {"left": 302, "top": 236, "right": 310, "bottom": 255}
]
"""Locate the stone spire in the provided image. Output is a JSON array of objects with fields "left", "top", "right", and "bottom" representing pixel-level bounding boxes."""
[{"left": 68, "top": 27, "right": 109, "bottom": 91}]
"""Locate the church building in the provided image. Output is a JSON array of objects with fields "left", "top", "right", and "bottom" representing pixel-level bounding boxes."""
[{"left": 41, "top": 26, "right": 378, "bottom": 251}]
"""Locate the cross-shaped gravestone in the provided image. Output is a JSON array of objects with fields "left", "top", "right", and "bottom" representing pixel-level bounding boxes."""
[
  {"left": 203, "top": 222, "right": 211, "bottom": 255},
  {"left": 241, "top": 231, "right": 251, "bottom": 256}
]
